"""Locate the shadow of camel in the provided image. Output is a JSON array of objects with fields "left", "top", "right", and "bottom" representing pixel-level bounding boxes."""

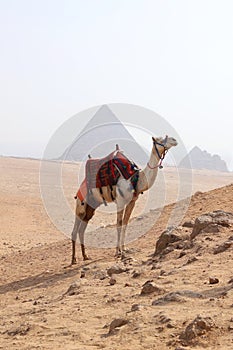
[{"left": 0, "top": 259, "right": 102, "bottom": 295}]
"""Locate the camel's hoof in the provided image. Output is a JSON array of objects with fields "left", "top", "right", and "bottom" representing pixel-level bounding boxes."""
[
  {"left": 83, "top": 255, "right": 90, "bottom": 261},
  {"left": 115, "top": 251, "right": 121, "bottom": 258}
]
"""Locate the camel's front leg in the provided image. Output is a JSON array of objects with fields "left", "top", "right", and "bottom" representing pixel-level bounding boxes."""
[
  {"left": 121, "top": 199, "right": 136, "bottom": 252},
  {"left": 71, "top": 217, "right": 81, "bottom": 264},
  {"left": 116, "top": 208, "right": 124, "bottom": 257}
]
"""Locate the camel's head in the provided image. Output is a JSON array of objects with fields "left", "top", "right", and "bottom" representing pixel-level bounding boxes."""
[{"left": 152, "top": 135, "right": 178, "bottom": 151}]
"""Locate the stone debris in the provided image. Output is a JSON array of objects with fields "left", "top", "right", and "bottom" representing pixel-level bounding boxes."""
[
  {"left": 152, "top": 290, "right": 203, "bottom": 306},
  {"left": 64, "top": 281, "right": 81, "bottom": 296},
  {"left": 152, "top": 292, "right": 184, "bottom": 305},
  {"left": 108, "top": 318, "right": 129, "bottom": 334},
  {"left": 131, "top": 304, "right": 143, "bottom": 312},
  {"left": 107, "top": 264, "right": 126, "bottom": 277},
  {"left": 213, "top": 240, "right": 233, "bottom": 254},
  {"left": 132, "top": 270, "right": 141, "bottom": 278},
  {"left": 5, "top": 323, "right": 31, "bottom": 336},
  {"left": 179, "top": 315, "right": 215, "bottom": 344},
  {"left": 182, "top": 220, "right": 195, "bottom": 228},
  {"left": 80, "top": 270, "right": 85, "bottom": 278},
  {"left": 209, "top": 277, "right": 219, "bottom": 284},
  {"left": 140, "top": 280, "right": 164, "bottom": 295},
  {"left": 109, "top": 276, "right": 116, "bottom": 285}
]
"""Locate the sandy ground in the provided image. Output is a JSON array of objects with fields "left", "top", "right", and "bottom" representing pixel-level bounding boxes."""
[{"left": 0, "top": 156, "right": 233, "bottom": 349}]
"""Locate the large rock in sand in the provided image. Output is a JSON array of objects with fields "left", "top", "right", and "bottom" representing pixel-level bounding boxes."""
[
  {"left": 154, "top": 226, "right": 189, "bottom": 255},
  {"left": 191, "top": 210, "right": 233, "bottom": 239}
]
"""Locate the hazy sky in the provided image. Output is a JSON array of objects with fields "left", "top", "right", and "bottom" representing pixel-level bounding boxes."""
[{"left": 1, "top": 0, "right": 233, "bottom": 169}]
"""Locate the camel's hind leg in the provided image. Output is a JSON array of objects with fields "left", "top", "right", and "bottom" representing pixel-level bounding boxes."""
[
  {"left": 78, "top": 220, "right": 89, "bottom": 261},
  {"left": 71, "top": 202, "right": 96, "bottom": 264},
  {"left": 79, "top": 204, "right": 96, "bottom": 261}
]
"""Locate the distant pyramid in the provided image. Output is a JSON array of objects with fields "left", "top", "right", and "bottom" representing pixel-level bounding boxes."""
[
  {"left": 179, "top": 146, "right": 229, "bottom": 172},
  {"left": 59, "top": 105, "right": 148, "bottom": 165}
]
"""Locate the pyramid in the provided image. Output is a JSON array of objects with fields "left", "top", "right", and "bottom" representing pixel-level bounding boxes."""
[
  {"left": 59, "top": 105, "right": 148, "bottom": 165},
  {"left": 179, "top": 146, "right": 229, "bottom": 172}
]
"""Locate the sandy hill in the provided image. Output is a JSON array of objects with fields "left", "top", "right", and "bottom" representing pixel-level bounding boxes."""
[{"left": 0, "top": 157, "right": 233, "bottom": 349}]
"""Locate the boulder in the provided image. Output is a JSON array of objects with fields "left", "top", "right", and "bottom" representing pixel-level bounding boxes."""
[
  {"left": 182, "top": 220, "right": 195, "bottom": 228},
  {"left": 154, "top": 226, "right": 189, "bottom": 255},
  {"left": 191, "top": 211, "right": 233, "bottom": 239},
  {"left": 108, "top": 318, "right": 129, "bottom": 334},
  {"left": 179, "top": 315, "right": 215, "bottom": 343},
  {"left": 141, "top": 280, "right": 164, "bottom": 295},
  {"left": 213, "top": 240, "right": 233, "bottom": 254}
]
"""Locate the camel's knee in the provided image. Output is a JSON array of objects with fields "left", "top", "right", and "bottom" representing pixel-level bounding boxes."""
[
  {"left": 117, "top": 219, "right": 123, "bottom": 227},
  {"left": 72, "top": 231, "right": 77, "bottom": 241}
]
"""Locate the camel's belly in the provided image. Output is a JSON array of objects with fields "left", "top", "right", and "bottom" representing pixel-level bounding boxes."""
[
  {"left": 91, "top": 178, "right": 134, "bottom": 209},
  {"left": 91, "top": 185, "right": 117, "bottom": 204}
]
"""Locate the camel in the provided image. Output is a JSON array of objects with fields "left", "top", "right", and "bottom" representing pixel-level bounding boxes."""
[{"left": 71, "top": 135, "right": 178, "bottom": 264}]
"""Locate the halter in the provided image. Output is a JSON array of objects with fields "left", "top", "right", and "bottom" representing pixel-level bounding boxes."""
[{"left": 147, "top": 136, "right": 168, "bottom": 169}]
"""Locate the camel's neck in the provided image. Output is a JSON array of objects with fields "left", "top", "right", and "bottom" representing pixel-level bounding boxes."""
[{"left": 137, "top": 146, "right": 162, "bottom": 193}]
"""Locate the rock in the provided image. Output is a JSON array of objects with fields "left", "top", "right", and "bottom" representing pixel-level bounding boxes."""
[
  {"left": 182, "top": 220, "right": 195, "bottom": 228},
  {"left": 213, "top": 240, "right": 232, "bottom": 254},
  {"left": 184, "top": 256, "right": 198, "bottom": 265},
  {"left": 108, "top": 318, "right": 129, "bottom": 334},
  {"left": 179, "top": 315, "right": 215, "bottom": 343},
  {"left": 94, "top": 270, "right": 108, "bottom": 280},
  {"left": 209, "top": 277, "right": 219, "bottom": 284},
  {"left": 140, "top": 280, "right": 164, "bottom": 295},
  {"left": 152, "top": 290, "right": 203, "bottom": 306},
  {"left": 5, "top": 323, "right": 31, "bottom": 336},
  {"left": 80, "top": 270, "right": 85, "bottom": 278},
  {"left": 152, "top": 292, "right": 184, "bottom": 305},
  {"left": 201, "top": 223, "right": 220, "bottom": 234},
  {"left": 154, "top": 226, "right": 189, "bottom": 255},
  {"left": 107, "top": 264, "right": 126, "bottom": 277},
  {"left": 191, "top": 211, "right": 233, "bottom": 239},
  {"left": 109, "top": 276, "right": 116, "bottom": 285},
  {"left": 178, "top": 251, "right": 186, "bottom": 258},
  {"left": 64, "top": 281, "right": 80, "bottom": 296},
  {"left": 132, "top": 270, "right": 141, "bottom": 278},
  {"left": 131, "top": 304, "right": 143, "bottom": 312},
  {"left": 124, "top": 282, "right": 132, "bottom": 287}
]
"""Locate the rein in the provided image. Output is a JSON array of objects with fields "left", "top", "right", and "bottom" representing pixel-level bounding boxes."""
[{"left": 147, "top": 138, "right": 168, "bottom": 170}]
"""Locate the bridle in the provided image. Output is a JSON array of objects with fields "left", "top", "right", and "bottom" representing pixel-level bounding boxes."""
[{"left": 147, "top": 136, "right": 168, "bottom": 170}]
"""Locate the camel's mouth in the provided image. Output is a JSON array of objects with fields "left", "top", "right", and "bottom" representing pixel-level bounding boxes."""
[{"left": 164, "top": 137, "right": 178, "bottom": 148}]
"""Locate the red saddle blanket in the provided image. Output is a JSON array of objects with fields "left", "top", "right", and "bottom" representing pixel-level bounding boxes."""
[{"left": 76, "top": 150, "right": 139, "bottom": 201}]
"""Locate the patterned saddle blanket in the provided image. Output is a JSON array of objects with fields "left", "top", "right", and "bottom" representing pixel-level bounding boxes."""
[{"left": 76, "top": 150, "right": 139, "bottom": 201}]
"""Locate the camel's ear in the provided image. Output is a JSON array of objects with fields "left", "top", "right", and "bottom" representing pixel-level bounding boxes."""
[{"left": 152, "top": 136, "right": 156, "bottom": 142}]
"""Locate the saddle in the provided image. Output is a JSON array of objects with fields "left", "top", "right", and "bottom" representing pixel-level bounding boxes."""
[{"left": 75, "top": 149, "right": 139, "bottom": 202}]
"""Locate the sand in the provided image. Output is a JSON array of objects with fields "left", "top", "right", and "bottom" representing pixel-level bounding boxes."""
[{"left": 0, "top": 156, "right": 233, "bottom": 349}]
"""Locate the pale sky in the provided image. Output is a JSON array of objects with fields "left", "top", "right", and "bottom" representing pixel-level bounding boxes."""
[{"left": 0, "top": 0, "right": 233, "bottom": 169}]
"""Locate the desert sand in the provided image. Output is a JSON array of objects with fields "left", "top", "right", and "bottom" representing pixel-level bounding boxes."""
[{"left": 0, "top": 156, "right": 233, "bottom": 349}]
